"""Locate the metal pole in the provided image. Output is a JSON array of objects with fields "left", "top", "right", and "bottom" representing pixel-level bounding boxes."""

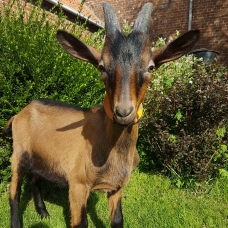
[{"left": 188, "top": 0, "right": 193, "bottom": 31}]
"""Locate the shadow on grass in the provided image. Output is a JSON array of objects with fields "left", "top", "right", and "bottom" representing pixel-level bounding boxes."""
[
  {"left": 19, "top": 178, "right": 106, "bottom": 228},
  {"left": 87, "top": 192, "right": 106, "bottom": 228},
  {"left": 29, "top": 223, "right": 50, "bottom": 228}
]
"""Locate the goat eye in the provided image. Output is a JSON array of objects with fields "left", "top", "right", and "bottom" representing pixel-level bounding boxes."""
[
  {"left": 148, "top": 65, "right": 155, "bottom": 73},
  {"left": 98, "top": 64, "right": 106, "bottom": 72}
]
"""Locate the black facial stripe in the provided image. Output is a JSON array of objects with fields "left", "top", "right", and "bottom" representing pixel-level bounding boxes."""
[
  {"left": 107, "top": 69, "right": 116, "bottom": 90},
  {"left": 110, "top": 31, "right": 145, "bottom": 65},
  {"left": 107, "top": 64, "right": 146, "bottom": 99},
  {"left": 136, "top": 71, "right": 145, "bottom": 96},
  {"left": 105, "top": 30, "right": 150, "bottom": 98},
  {"left": 107, "top": 67, "right": 131, "bottom": 100}
]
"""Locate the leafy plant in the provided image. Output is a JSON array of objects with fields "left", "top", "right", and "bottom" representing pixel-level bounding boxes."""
[
  {"left": 0, "top": 0, "right": 105, "bottom": 192},
  {"left": 139, "top": 37, "right": 228, "bottom": 182}
]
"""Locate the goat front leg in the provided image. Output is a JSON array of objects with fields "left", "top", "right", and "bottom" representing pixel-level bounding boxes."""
[
  {"left": 68, "top": 182, "right": 90, "bottom": 228},
  {"left": 108, "top": 189, "right": 123, "bottom": 228}
]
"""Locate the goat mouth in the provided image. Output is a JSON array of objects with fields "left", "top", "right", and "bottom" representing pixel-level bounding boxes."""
[
  {"left": 114, "top": 120, "right": 133, "bottom": 127},
  {"left": 113, "top": 116, "right": 136, "bottom": 127}
]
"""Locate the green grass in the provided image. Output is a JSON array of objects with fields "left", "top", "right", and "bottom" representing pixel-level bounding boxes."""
[{"left": 1, "top": 171, "right": 228, "bottom": 228}]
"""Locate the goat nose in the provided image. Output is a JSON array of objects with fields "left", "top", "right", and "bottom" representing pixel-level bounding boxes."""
[{"left": 116, "top": 106, "right": 133, "bottom": 118}]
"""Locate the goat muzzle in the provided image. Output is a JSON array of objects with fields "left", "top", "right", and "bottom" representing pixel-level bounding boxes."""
[{"left": 104, "top": 95, "right": 143, "bottom": 126}]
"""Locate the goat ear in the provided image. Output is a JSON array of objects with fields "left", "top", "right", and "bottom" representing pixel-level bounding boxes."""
[
  {"left": 56, "top": 30, "right": 101, "bottom": 68},
  {"left": 152, "top": 30, "right": 200, "bottom": 69}
]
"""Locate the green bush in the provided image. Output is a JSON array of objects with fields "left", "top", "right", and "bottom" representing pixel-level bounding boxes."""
[
  {"left": 0, "top": 0, "right": 104, "bottom": 120},
  {"left": 0, "top": 0, "right": 105, "bottom": 191},
  {"left": 139, "top": 35, "right": 228, "bottom": 181},
  {"left": 1, "top": 1, "right": 228, "bottom": 191}
]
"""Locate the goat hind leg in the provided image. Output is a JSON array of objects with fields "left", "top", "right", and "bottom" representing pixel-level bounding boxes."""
[
  {"left": 29, "top": 173, "right": 50, "bottom": 218},
  {"left": 10, "top": 155, "right": 27, "bottom": 228}
]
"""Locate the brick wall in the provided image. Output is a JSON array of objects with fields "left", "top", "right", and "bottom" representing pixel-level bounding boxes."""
[
  {"left": 1, "top": 0, "right": 227, "bottom": 65},
  {"left": 85, "top": 0, "right": 228, "bottom": 65},
  {"left": 0, "top": 0, "right": 100, "bottom": 33},
  {"left": 191, "top": 0, "right": 228, "bottom": 65}
]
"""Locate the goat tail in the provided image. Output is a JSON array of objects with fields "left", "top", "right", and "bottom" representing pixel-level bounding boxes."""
[{"left": 2, "top": 116, "right": 14, "bottom": 138}]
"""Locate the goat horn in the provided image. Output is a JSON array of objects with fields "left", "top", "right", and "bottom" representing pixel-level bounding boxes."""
[
  {"left": 103, "top": 2, "right": 121, "bottom": 35},
  {"left": 133, "top": 3, "right": 153, "bottom": 34}
]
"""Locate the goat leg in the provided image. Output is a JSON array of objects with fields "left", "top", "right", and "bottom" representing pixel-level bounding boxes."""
[
  {"left": 108, "top": 189, "right": 123, "bottom": 228},
  {"left": 29, "top": 173, "right": 50, "bottom": 218},
  {"left": 68, "top": 182, "right": 89, "bottom": 228},
  {"left": 10, "top": 153, "right": 27, "bottom": 228}
]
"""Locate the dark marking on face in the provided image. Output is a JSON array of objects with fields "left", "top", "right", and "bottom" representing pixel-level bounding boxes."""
[
  {"left": 104, "top": 31, "right": 151, "bottom": 99},
  {"left": 101, "top": 29, "right": 152, "bottom": 125},
  {"left": 135, "top": 69, "right": 146, "bottom": 96},
  {"left": 109, "top": 31, "right": 145, "bottom": 65}
]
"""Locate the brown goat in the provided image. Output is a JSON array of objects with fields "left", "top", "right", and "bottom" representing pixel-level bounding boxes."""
[{"left": 3, "top": 2, "right": 199, "bottom": 228}]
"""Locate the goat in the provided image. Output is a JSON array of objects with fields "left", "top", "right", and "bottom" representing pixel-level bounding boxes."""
[{"left": 3, "top": 2, "right": 199, "bottom": 228}]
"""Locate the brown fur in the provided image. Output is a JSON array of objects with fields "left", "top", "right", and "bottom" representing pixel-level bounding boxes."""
[
  {"left": 3, "top": 3, "right": 199, "bottom": 228},
  {"left": 6, "top": 100, "right": 139, "bottom": 227}
]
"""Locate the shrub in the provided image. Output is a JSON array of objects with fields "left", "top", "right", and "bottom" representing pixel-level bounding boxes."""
[
  {"left": 0, "top": 0, "right": 105, "bottom": 120},
  {"left": 0, "top": 0, "right": 105, "bottom": 192},
  {"left": 1, "top": 1, "right": 227, "bottom": 191},
  {"left": 139, "top": 36, "right": 228, "bottom": 181}
]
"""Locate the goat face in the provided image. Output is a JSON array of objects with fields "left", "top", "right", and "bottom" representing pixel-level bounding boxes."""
[
  {"left": 57, "top": 3, "right": 199, "bottom": 126},
  {"left": 99, "top": 3, "right": 153, "bottom": 126},
  {"left": 100, "top": 30, "right": 153, "bottom": 126}
]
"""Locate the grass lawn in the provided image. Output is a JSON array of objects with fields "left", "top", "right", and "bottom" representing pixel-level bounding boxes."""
[{"left": 0, "top": 171, "right": 228, "bottom": 228}]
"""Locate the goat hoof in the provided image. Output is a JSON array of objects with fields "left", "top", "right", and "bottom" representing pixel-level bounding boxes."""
[{"left": 40, "top": 210, "right": 50, "bottom": 219}]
